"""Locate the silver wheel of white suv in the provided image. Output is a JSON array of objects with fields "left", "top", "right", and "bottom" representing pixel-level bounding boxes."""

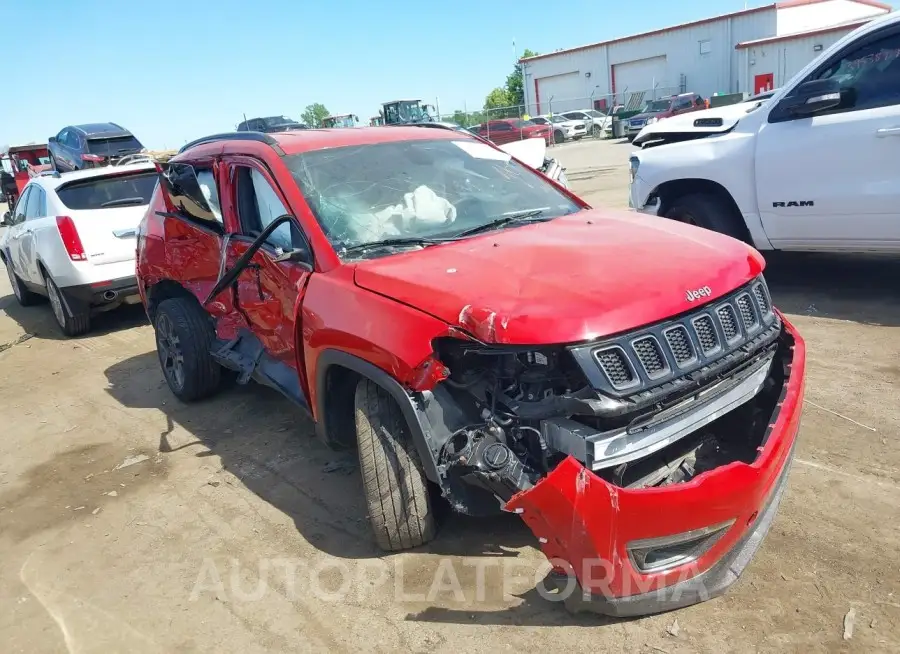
[{"left": 44, "top": 275, "right": 90, "bottom": 337}]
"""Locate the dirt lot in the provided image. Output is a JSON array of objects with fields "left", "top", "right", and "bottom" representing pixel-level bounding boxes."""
[{"left": 1, "top": 144, "right": 899, "bottom": 653}]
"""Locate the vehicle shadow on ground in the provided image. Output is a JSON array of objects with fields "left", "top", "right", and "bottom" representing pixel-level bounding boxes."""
[
  {"left": 0, "top": 292, "right": 148, "bottom": 341},
  {"left": 103, "top": 351, "right": 536, "bottom": 563},
  {"left": 762, "top": 252, "right": 900, "bottom": 327}
]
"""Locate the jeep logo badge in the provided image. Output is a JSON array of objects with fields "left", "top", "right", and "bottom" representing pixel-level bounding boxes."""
[{"left": 685, "top": 286, "right": 712, "bottom": 302}]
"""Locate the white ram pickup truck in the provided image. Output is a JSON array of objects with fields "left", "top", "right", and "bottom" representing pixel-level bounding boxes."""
[{"left": 629, "top": 12, "right": 900, "bottom": 253}]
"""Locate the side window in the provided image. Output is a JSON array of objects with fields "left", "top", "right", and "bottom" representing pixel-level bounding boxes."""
[
  {"left": 25, "top": 187, "right": 44, "bottom": 220},
  {"left": 12, "top": 188, "right": 31, "bottom": 224},
  {"left": 674, "top": 98, "right": 692, "bottom": 110},
  {"left": 234, "top": 166, "right": 306, "bottom": 255},
  {"left": 808, "top": 29, "right": 900, "bottom": 112},
  {"left": 492, "top": 122, "right": 511, "bottom": 131},
  {"left": 158, "top": 162, "right": 222, "bottom": 231},
  {"left": 57, "top": 129, "right": 69, "bottom": 146},
  {"left": 195, "top": 168, "right": 223, "bottom": 224}
]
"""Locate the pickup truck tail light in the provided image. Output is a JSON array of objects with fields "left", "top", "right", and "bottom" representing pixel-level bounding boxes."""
[{"left": 56, "top": 216, "right": 87, "bottom": 261}]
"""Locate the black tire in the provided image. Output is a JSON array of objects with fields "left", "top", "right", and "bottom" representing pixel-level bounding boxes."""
[
  {"left": 154, "top": 297, "right": 223, "bottom": 401},
  {"left": 4, "top": 258, "right": 40, "bottom": 306},
  {"left": 553, "top": 130, "right": 565, "bottom": 144},
  {"left": 45, "top": 274, "right": 90, "bottom": 336},
  {"left": 49, "top": 153, "right": 58, "bottom": 172},
  {"left": 663, "top": 192, "right": 747, "bottom": 241},
  {"left": 355, "top": 378, "right": 435, "bottom": 551},
  {"left": 591, "top": 124, "right": 603, "bottom": 137}
]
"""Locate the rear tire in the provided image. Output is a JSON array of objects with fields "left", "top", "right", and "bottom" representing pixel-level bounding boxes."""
[
  {"left": 154, "top": 297, "right": 223, "bottom": 401},
  {"left": 5, "top": 259, "right": 40, "bottom": 306},
  {"left": 355, "top": 378, "right": 436, "bottom": 551},
  {"left": 46, "top": 275, "right": 90, "bottom": 336},
  {"left": 663, "top": 192, "right": 747, "bottom": 241}
]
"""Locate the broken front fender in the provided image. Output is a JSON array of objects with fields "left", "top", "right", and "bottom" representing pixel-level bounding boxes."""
[{"left": 506, "top": 317, "right": 805, "bottom": 616}]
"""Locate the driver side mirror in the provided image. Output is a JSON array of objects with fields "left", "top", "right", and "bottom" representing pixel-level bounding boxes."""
[
  {"left": 781, "top": 78, "right": 842, "bottom": 116},
  {"left": 1, "top": 211, "right": 10, "bottom": 227},
  {"left": 48, "top": 136, "right": 57, "bottom": 143}
]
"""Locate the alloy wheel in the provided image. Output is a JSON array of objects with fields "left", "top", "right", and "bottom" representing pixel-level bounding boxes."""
[
  {"left": 156, "top": 314, "right": 185, "bottom": 391},
  {"left": 7, "top": 264, "right": 21, "bottom": 301},
  {"left": 47, "top": 279, "right": 66, "bottom": 326}
]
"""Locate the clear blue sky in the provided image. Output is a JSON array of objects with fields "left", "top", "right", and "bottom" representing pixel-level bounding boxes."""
[{"left": 3, "top": 0, "right": 767, "bottom": 150}]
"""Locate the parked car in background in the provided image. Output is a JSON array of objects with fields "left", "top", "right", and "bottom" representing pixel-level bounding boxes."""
[
  {"left": 528, "top": 114, "right": 587, "bottom": 143},
  {"left": 478, "top": 118, "right": 551, "bottom": 145},
  {"left": 625, "top": 93, "right": 706, "bottom": 140},
  {"left": 630, "top": 12, "right": 900, "bottom": 253},
  {"left": 49, "top": 123, "right": 145, "bottom": 172},
  {"left": 0, "top": 162, "right": 158, "bottom": 335},
  {"left": 137, "top": 126, "right": 804, "bottom": 618},
  {"left": 237, "top": 116, "right": 307, "bottom": 132},
  {"left": 561, "top": 109, "right": 612, "bottom": 136}
]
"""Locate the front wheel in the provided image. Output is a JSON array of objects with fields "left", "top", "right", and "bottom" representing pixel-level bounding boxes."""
[
  {"left": 5, "top": 259, "right": 40, "bottom": 306},
  {"left": 154, "top": 297, "right": 224, "bottom": 401},
  {"left": 591, "top": 124, "right": 603, "bottom": 137},
  {"left": 663, "top": 193, "right": 747, "bottom": 241},
  {"left": 553, "top": 130, "right": 565, "bottom": 144},
  {"left": 355, "top": 378, "right": 436, "bottom": 551}
]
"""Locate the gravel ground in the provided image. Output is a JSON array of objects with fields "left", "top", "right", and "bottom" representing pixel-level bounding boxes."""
[{"left": 1, "top": 144, "right": 898, "bottom": 653}]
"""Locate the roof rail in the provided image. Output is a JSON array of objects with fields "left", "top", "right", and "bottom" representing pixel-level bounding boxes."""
[{"left": 178, "top": 131, "right": 283, "bottom": 155}]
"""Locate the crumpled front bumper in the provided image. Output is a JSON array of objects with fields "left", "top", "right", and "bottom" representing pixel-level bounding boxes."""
[{"left": 506, "top": 315, "right": 806, "bottom": 617}]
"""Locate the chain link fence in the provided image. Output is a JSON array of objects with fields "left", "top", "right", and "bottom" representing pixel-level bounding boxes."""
[{"left": 437, "top": 85, "right": 682, "bottom": 143}]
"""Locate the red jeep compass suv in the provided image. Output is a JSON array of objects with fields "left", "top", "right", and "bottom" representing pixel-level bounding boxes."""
[{"left": 136, "top": 126, "right": 805, "bottom": 616}]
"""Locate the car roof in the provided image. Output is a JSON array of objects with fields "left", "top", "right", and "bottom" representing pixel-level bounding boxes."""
[
  {"left": 72, "top": 122, "right": 131, "bottom": 137},
  {"left": 271, "top": 126, "right": 468, "bottom": 154},
  {"left": 24, "top": 161, "right": 157, "bottom": 192}
]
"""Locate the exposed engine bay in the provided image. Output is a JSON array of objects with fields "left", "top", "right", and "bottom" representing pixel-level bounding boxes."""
[{"left": 426, "top": 278, "right": 792, "bottom": 514}]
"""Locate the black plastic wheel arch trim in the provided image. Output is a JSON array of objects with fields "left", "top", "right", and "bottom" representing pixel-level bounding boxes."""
[{"left": 314, "top": 349, "right": 443, "bottom": 484}]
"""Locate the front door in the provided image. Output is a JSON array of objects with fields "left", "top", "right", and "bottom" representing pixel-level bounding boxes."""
[
  {"left": 754, "top": 73, "right": 774, "bottom": 95},
  {"left": 5, "top": 187, "right": 30, "bottom": 281},
  {"left": 19, "top": 184, "right": 46, "bottom": 283},
  {"left": 755, "top": 25, "right": 900, "bottom": 250},
  {"left": 224, "top": 158, "right": 313, "bottom": 369}
]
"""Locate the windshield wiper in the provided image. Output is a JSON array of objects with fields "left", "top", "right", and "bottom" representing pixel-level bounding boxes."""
[
  {"left": 340, "top": 237, "right": 452, "bottom": 256},
  {"left": 101, "top": 197, "right": 145, "bottom": 207},
  {"left": 455, "top": 209, "right": 550, "bottom": 237}
]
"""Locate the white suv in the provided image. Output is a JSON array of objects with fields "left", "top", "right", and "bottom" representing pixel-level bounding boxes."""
[
  {"left": 629, "top": 12, "right": 900, "bottom": 253},
  {"left": 0, "top": 162, "right": 158, "bottom": 335}
]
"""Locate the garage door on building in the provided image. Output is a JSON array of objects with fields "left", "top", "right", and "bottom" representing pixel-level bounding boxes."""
[
  {"left": 535, "top": 71, "right": 581, "bottom": 114},
  {"left": 612, "top": 55, "right": 668, "bottom": 107}
]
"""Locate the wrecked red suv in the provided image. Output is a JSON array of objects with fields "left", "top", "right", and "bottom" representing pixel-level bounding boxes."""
[{"left": 136, "top": 125, "right": 805, "bottom": 616}]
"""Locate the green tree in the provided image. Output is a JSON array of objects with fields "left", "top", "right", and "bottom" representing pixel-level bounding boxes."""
[
  {"left": 484, "top": 87, "right": 513, "bottom": 111},
  {"left": 505, "top": 48, "right": 538, "bottom": 106},
  {"left": 301, "top": 103, "right": 330, "bottom": 128}
]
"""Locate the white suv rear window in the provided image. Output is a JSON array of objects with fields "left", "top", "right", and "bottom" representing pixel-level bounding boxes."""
[{"left": 56, "top": 171, "right": 158, "bottom": 211}]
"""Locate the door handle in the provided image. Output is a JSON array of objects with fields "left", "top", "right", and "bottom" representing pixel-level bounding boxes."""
[{"left": 875, "top": 127, "right": 900, "bottom": 137}]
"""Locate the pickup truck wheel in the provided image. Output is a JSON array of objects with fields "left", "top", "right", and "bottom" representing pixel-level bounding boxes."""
[
  {"left": 553, "top": 130, "right": 565, "bottom": 144},
  {"left": 355, "top": 378, "right": 436, "bottom": 551},
  {"left": 154, "top": 297, "right": 223, "bottom": 401},
  {"left": 664, "top": 193, "right": 746, "bottom": 241}
]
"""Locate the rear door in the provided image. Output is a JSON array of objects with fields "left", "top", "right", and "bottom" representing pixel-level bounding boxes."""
[
  {"left": 19, "top": 184, "right": 47, "bottom": 282},
  {"left": 54, "top": 168, "right": 159, "bottom": 266},
  {"left": 223, "top": 156, "right": 313, "bottom": 368},
  {"left": 5, "top": 187, "right": 31, "bottom": 279}
]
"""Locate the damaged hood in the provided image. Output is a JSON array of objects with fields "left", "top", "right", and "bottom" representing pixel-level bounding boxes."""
[
  {"left": 352, "top": 210, "right": 764, "bottom": 345},
  {"left": 497, "top": 137, "right": 547, "bottom": 169},
  {"left": 633, "top": 102, "right": 759, "bottom": 146}
]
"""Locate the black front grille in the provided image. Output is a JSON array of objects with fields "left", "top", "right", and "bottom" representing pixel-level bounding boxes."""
[
  {"left": 717, "top": 304, "right": 740, "bottom": 341},
  {"left": 632, "top": 337, "right": 667, "bottom": 377},
  {"left": 570, "top": 275, "right": 779, "bottom": 398},
  {"left": 664, "top": 326, "right": 695, "bottom": 365},
  {"left": 753, "top": 283, "right": 770, "bottom": 315},
  {"left": 736, "top": 294, "right": 758, "bottom": 330},
  {"left": 693, "top": 315, "right": 719, "bottom": 353},
  {"left": 595, "top": 348, "right": 635, "bottom": 389}
]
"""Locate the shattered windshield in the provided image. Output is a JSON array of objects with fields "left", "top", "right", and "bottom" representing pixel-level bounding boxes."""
[{"left": 283, "top": 138, "right": 581, "bottom": 258}]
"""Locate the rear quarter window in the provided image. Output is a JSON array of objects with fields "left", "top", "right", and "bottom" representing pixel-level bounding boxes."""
[{"left": 56, "top": 171, "right": 158, "bottom": 210}]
